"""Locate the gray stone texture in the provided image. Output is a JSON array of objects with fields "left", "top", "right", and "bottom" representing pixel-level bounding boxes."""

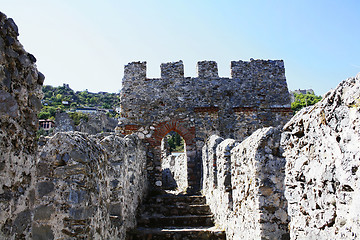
[
  {"left": 120, "top": 60, "right": 291, "bottom": 134},
  {"left": 0, "top": 11, "right": 44, "bottom": 240},
  {"left": 54, "top": 111, "right": 75, "bottom": 132},
  {"left": 203, "top": 127, "right": 289, "bottom": 240},
  {"left": 161, "top": 153, "right": 188, "bottom": 192},
  {"left": 35, "top": 132, "right": 148, "bottom": 239},
  {"left": 282, "top": 74, "right": 360, "bottom": 239},
  {"left": 55, "top": 111, "right": 118, "bottom": 134},
  {"left": 77, "top": 112, "right": 118, "bottom": 134},
  {"left": 119, "top": 59, "right": 292, "bottom": 192}
]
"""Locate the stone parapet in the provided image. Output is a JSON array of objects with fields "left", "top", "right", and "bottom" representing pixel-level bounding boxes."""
[
  {"left": 282, "top": 73, "right": 360, "bottom": 239},
  {"left": 120, "top": 59, "right": 291, "bottom": 138},
  {"left": 202, "top": 127, "right": 289, "bottom": 240},
  {"left": 34, "top": 132, "right": 148, "bottom": 239},
  {"left": 0, "top": 11, "right": 44, "bottom": 239},
  {"left": 120, "top": 59, "right": 291, "bottom": 193}
]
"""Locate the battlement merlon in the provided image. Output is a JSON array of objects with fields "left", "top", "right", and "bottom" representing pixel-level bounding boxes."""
[
  {"left": 161, "top": 60, "right": 184, "bottom": 79},
  {"left": 123, "top": 61, "right": 147, "bottom": 82},
  {"left": 231, "top": 59, "right": 285, "bottom": 80},
  {"left": 197, "top": 61, "right": 218, "bottom": 79},
  {"left": 123, "top": 59, "right": 286, "bottom": 81}
]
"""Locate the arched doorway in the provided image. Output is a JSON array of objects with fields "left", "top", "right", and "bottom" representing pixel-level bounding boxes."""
[
  {"left": 145, "top": 119, "right": 199, "bottom": 193},
  {"left": 161, "top": 131, "right": 187, "bottom": 192}
]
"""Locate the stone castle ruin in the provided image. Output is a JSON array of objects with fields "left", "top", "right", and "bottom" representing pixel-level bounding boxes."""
[
  {"left": 118, "top": 60, "right": 292, "bottom": 192},
  {"left": 1, "top": 12, "right": 360, "bottom": 240}
]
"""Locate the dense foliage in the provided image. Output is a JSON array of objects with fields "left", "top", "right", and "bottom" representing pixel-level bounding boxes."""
[
  {"left": 167, "top": 132, "right": 185, "bottom": 153},
  {"left": 38, "top": 84, "right": 120, "bottom": 120},
  {"left": 68, "top": 112, "right": 89, "bottom": 126},
  {"left": 291, "top": 92, "right": 322, "bottom": 113}
]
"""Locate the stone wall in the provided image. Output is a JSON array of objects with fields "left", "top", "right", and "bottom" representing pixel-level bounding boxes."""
[
  {"left": 0, "top": 12, "right": 149, "bottom": 239},
  {"left": 76, "top": 112, "right": 118, "bottom": 134},
  {"left": 55, "top": 111, "right": 118, "bottom": 134},
  {"left": 282, "top": 74, "right": 360, "bottom": 239},
  {"left": 119, "top": 60, "right": 292, "bottom": 192},
  {"left": 54, "top": 111, "right": 75, "bottom": 132},
  {"left": 0, "top": 11, "right": 44, "bottom": 239},
  {"left": 34, "top": 132, "right": 148, "bottom": 239},
  {"left": 161, "top": 153, "right": 187, "bottom": 192},
  {"left": 202, "top": 127, "right": 289, "bottom": 240},
  {"left": 120, "top": 60, "right": 291, "bottom": 140}
]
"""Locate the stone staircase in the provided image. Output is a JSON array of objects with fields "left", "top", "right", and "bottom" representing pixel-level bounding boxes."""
[{"left": 126, "top": 193, "right": 226, "bottom": 239}]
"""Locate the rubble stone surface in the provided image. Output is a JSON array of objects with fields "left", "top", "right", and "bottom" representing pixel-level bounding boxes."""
[
  {"left": 0, "top": 13, "right": 148, "bottom": 239},
  {"left": 55, "top": 111, "right": 118, "bottom": 135},
  {"left": 161, "top": 153, "right": 187, "bottom": 192},
  {"left": 282, "top": 74, "right": 360, "bottom": 239},
  {"left": 202, "top": 127, "right": 289, "bottom": 240},
  {"left": 35, "top": 132, "right": 148, "bottom": 239},
  {"left": 0, "top": 11, "right": 44, "bottom": 240},
  {"left": 119, "top": 60, "right": 292, "bottom": 192}
]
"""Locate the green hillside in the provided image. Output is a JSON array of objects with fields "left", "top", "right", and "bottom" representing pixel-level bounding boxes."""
[{"left": 38, "top": 84, "right": 120, "bottom": 120}]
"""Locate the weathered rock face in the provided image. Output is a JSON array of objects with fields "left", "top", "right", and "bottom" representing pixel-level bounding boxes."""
[
  {"left": 54, "top": 111, "right": 75, "bottom": 132},
  {"left": 203, "top": 127, "right": 289, "bottom": 240},
  {"left": 55, "top": 111, "right": 118, "bottom": 135},
  {"left": 0, "top": 13, "right": 149, "bottom": 240},
  {"left": 34, "top": 132, "right": 148, "bottom": 239},
  {"left": 0, "top": 11, "right": 44, "bottom": 239},
  {"left": 119, "top": 60, "right": 292, "bottom": 193},
  {"left": 77, "top": 112, "right": 118, "bottom": 134},
  {"left": 282, "top": 74, "right": 360, "bottom": 239}
]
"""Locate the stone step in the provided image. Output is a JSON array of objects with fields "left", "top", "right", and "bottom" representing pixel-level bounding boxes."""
[
  {"left": 147, "top": 194, "right": 206, "bottom": 205},
  {"left": 138, "top": 215, "right": 214, "bottom": 228},
  {"left": 127, "top": 227, "right": 226, "bottom": 240},
  {"left": 141, "top": 204, "right": 211, "bottom": 216}
]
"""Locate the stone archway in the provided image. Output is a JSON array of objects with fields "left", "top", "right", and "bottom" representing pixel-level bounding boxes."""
[{"left": 145, "top": 119, "right": 199, "bottom": 193}]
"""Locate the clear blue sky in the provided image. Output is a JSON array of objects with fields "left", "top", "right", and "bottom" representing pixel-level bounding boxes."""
[{"left": 1, "top": 0, "right": 360, "bottom": 95}]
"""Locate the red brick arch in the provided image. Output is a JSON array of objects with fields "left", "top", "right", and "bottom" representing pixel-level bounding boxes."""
[{"left": 147, "top": 119, "right": 195, "bottom": 147}]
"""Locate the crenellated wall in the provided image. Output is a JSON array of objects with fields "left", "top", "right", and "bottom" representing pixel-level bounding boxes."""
[
  {"left": 120, "top": 60, "right": 291, "bottom": 129},
  {"left": 119, "top": 59, "right": 292, "bottom": 192},
  {"left": 202, "top": 127, "right": 289, "bottom": 240},
  {"left": 1, "top": 9, "right": 360, "bottom": 240}
]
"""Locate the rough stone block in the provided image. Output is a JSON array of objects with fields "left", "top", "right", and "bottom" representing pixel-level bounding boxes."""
[
  {"left": 37, "top": 181, "right": 54, "bottom": 197},
  {"left": 197, "top": 60, "right": 218, "bottom": 78},
  {"left": 282, "top": 73, "right": 360, "bottom": 239},
  {"left": 32, "top": 225, "right": 54, "bottom": 240},
  {"left": 161, "top": 60, "right": 184, "bottom": 79}
]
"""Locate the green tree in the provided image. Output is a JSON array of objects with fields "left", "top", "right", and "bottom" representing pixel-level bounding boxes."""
[
  {"left": 166, "top": 132, "right": 184, "bottom": 153},
  {"left": 102, "top": 103, "right": 111, "bottom": 109},
  {"left": 38, "top": 111, "right": 50, "bottom": 119},
  {"left": 68, "top": 112, "right": 89, "bottom": 126},
  {"left": 70, "top": 102, "right": 77, "bottom": 109},
  {"left": 55, "top": 94, "right": 63, "bottom": 103},
  {"left": 291, "top": 92, "right": 322, "bottom": 113}
]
